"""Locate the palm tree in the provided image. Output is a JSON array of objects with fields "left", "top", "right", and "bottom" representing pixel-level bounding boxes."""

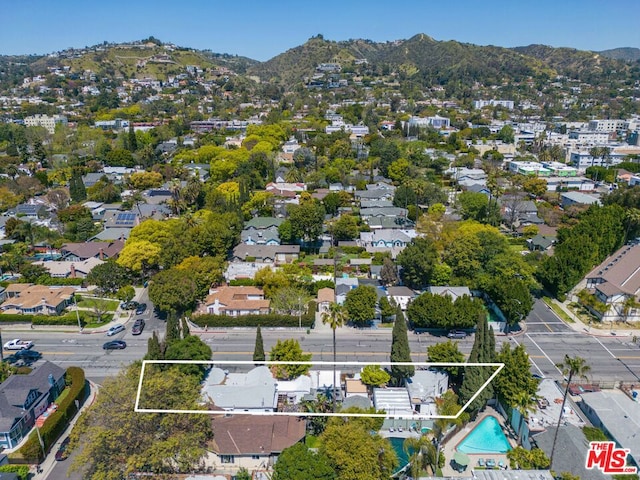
[
  {"left": 512, "top": 391, "right": 539, "bottom": 446},
  {"left": 429, "top": 391, "right": 469, "bottom": 474},
  {"left": 549, "top": 355, "right": 591, "bottom": 469},
  {"left": 403, "top": 436, "right": 435, "bottom": 478},
  {"left": 321, "top": 302, "right": 347, "bottom": 412}
]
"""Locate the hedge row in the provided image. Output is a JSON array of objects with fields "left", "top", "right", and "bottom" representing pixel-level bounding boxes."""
[
  {"left": 193, "top": 307, "right": 316, "bottom": 328},
  {"left": 17, "top": 367, "right": 86, "bottom": 462},
  {"left": 0, "top": 312, "right": 88, "bottom": 325},
  {"left": 0, "top": 465, "right": 30, "bottom": 479}
]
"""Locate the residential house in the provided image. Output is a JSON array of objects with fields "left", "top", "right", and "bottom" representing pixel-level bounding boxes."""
[
  {"left": 584, "top": 243, "right": 640, "bottom": 322},
  {"left": 360, "top": 200, "right": 394, "bottom": 209},
  {"left": 526, "top": 234, "right": 555, "bottom": 253},
  {"left": 316, "top": 287, "right": 335, "bottom": 315},
  {"left": 372, "top": 388, "right": 413, "bottom": 417},
  {"left": 354, "top": 189, "right": 395, "bottom": 202},
  {"left": 33, "top": 257, "right": 104, "bottom": 278},
  {"left": 82, "top": 172, "right": 119, "bottom": 188},
  {"left": 60, "top": 240, "right": 125, "bottom": 261},
  {"left": 241, "top": 217, "right": 284, "bottom": 246},
  {"left": 9, "top": 203, "right": 48, "bottom": 219},
  {"left": 360, "top": 207, "right": 408, "bottom": 222},
  {"left": 0, "top": 361, "right": 66, "bottom": 449},
  {"left": 232, "top": 244, "right": 300, "bottom": 264},
  {"left": 560, "top": 191, "right": 601, "bottom": 209},
  {"left": 1, "top": 284, "right": 75, "bottom": 315},
  {"left": 102, "top": 211, "right": 140, "bottom": 229},
  {"left": 359, "top": 229, "right": 417, "bottom": 249},
  {"left": 428, "top": 286, "right": 472, "bottom": 301},
  {"left": 207, "top": 415, "right": 306, "bottom": 474},
  {"left": 406, "top": 370, "right": 448, "bottom": 415},
  {"left": 386, "top": 286, "right": 415, "bottom": 311},
  {"left": 344, "top": 378, "right": 368, "bottom": 398},
  {"left": 202, "top": 366, "right": 277, "bottom": 413},
  {"left": 89, "top": 228, "right": 131, "bottom": 242},
  {"left": 578, "top": 390, "right": 640, "bottom": 468},
  {"left": 335, "top": 277, "right": 359, "bottom": 305},
  {"left": 199, "top": 286, "right": 270, "bottom": 316}
]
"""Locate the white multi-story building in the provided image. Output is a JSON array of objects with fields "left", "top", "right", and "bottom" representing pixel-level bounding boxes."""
[
  {"left": 23, "top": 114, "right": 68, "bottom": 134},
  {"left": 473, "top": 99, "right": 514, "bottom": 110},
  {"left": 408, "top": 115, "right": 450, "bottom": 129},
  {"left": 569, "top": 150, "right": 626, "bottom": 169},
  {"left": 568, "top": 130, "right": 611, "bottom": 144},
  {"left": 588, "top": 119, "right": 627, "bottom": 133}
]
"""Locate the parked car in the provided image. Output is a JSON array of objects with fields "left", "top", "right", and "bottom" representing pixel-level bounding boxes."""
[
  {"left": 106, "top": 324, "right": 125, "bottom": 336},
  {"left": 55, "top": 436, "right": 71, "bottom": 461},
  {"left": 447, "top": 330, "right": 467, "bottom": 339},
  {"left": 135, "top": 303, "right": 147, "bottom": 315},
  {"left": 120, "top": 301, "right": 140, "bottom": 310},
  {"left": 14, "top": 349, "right": 42, "bottom": 361},
  {"left": 3, "top": 339, "right": 34, "bottom": 350},
  {"left": 103, "top": 340, "right": 127, "bottom": 350},
  {"left": 131, "top": 318, "right": 145, "bottom": 335}
]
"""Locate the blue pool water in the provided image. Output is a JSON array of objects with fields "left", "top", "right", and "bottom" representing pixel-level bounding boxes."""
[
  {"left": 388, "top": 437, "right": 411, "bottom": 473},
  {"left": 456, "top": 416, "right": 512, "bottom": 454}
]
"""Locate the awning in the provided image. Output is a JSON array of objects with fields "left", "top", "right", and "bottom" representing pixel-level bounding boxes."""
[{"left": 454, "top": 451, "right": 470, "bottom": 467}]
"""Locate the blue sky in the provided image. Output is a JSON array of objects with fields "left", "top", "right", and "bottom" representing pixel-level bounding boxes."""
[{"left": 2, "top": 0, "right": 639, "bottom": 60}]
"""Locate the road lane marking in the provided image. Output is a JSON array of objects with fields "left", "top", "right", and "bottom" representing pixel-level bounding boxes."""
[
  {"left": 526, "top": 334, "right": 563, "bottom": 375},
  {"left": 594, "top": 337, "right": 617, "bottom": 358},
  {"left": 511, "top": 337, "right": 545, "bottom": 377}
]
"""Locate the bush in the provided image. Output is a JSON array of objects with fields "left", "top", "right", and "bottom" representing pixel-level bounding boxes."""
[
  {"left": 583, "top": 426, "right": 608, "bottom": 442},
  {"left": 0, "top": 314, "right": 32, "bottom": 324},
  {"left": 0, "top": 465, "right": 30, "bottom": 479},
  {"left": 17, "top": 367, "right": 86, "bottom": 462},
  {"left": 229, "top": 278, "right": 256, "bottom": 286},
  {"left": 0, "top": 312, "right": 88, "bottom": 325},
  {"left": 193, "top": 309, "right": 315, "bottom": 328}
]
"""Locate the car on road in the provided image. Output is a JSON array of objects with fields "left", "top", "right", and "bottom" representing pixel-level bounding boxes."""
[
  {"left": 14, "top": 349, "right": 42, "bottom": 361},
  {"left": 135, "top": 303, "right": 147, "bottom": 315},
  {"left": 447, "top": 330, "right": 467, "bottom": 339},
  {"left": 120, "top": 301, "right": 140, "bottom": 310},
  {"left": 3, "top": 339, "right": 34, "bottom": 350},
  {"left": 106, "top": 324, "right": 125, "bottom": 336},
  {"left": 103, "top": 340, "right": 127, "bottom": 350},
  {"left": 131, "top": 318, "right": 145, "bottom": 335},
  {"left": 55, "top": 436, "right": 71, "bottom": 461}
]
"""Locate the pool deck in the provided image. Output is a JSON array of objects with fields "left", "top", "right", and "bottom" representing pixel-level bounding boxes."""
[{"left": 441, "top": 407, "right": 517, "bottom": 477}]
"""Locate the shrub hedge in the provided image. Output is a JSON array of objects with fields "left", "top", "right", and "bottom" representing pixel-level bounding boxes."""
[
  {"left": 193, "top": 305, "right": 316, "bottom": 328},
  {"left": 0, "top": 312, "right": 87, "bottom": 325},
  {"left": 0, "top": 465, "right": 30, "bottom": 479},
  {"left": 17, "top": 367, "right": 86, "bottom": 462}
]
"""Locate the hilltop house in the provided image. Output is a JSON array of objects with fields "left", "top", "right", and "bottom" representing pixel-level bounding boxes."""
[{"left": 0, "top": 361, "right": 66, "bottom": 449}]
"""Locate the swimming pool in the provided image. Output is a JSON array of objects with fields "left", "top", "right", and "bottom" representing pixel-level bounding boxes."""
[
  {"left": 388, "top": 437, "right": 411, "bottom": 474},
  {"left": 456, "top": 416, "right": 512, "bottom": 454}
]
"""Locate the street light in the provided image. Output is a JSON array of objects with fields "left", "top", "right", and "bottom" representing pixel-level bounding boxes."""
[{"left": 73, "top": 294, "right": 83, "bottom": 332}]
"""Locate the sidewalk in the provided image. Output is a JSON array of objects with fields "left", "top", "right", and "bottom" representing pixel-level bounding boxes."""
[
  {"left": 14, "top": 380, "right": 99, "bottom": 479},
  {"left": 549, "top": 298, "right": 640, "bottom": 340}
]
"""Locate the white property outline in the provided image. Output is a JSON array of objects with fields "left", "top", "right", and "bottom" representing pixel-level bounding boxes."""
[{"left": 135, "top": 360, "right": 504, "bottom": 419}]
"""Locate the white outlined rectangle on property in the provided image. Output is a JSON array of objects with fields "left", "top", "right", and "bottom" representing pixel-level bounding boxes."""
[{"left": 135, "top": 360, "right": 503, "bottom": 420}]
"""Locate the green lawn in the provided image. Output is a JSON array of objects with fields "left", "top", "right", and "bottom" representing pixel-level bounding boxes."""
[
  {"left": 76, "top": 298, "right": 120, "bottom": 311},
  {"left": 542, "top": 297, "right": 574, "bottom": 323}
]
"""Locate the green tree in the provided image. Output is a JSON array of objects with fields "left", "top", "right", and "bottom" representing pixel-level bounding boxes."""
[
  {"left": 550, "top": 356, "right": 590, "bottom": 470},
  {"left": 344, "top": 285, "right": 377, "bottom": 326},
  {"left": 70, "top": 365, "right": 211, "bottom": 478},
  {"left": 330, "top": 214, "right": 360, "bottom": 241},
  {"left": 164, "top": 335, "right": 212, "bottom": 381},
  {"left": 116, "top": 286, "right": 135, "bottom": 303},
  {"left": 149, "top": 269, "right": 198, "bottom": 314},
  {"left": 390, "top": 306, "right": 414, "bottom": 386},
  {"left": 430, "top": 391, "right": 468, "bottom": 474},
  {"left": 403, "top": 436, "right": 436, "bottom": 478},
  {"left": 459, "top": 314, "right": 496, "bottom": 413},
  {"left": 86, "top": 260, "right": 131, "bottom": 294},
  {"left": 378, "top": 296, "right": 395, "bottom": 320},
  {"left": 396, "top": 237, "right": 439, "bottom": 289},
  {"left": 165, "top": 313, "right": 181, "bottom": 345},
  {"left": 269, "top": 339, "right": 312, "bottom": 380},
  {"left": 427, "top": 340, "right": 465, "bottom": 381},
  {"left": 273, "top": 443, "right": 336, "bottom": 480},
  {"left": 117, "top": 240, "right": 161, "bottom": 273},
  {"left": 287, "top": 199, "right": 325, "bottom": 243},
  {"left": 507, "top": 447, "right": 550, "bottom": 470},
  {"left": 322, "top": 302, "right": 348, "bottom": 412},
  {"left": 379, "top": 257, "right": 399, "bottom": 286},
  {"left": 253, "top": 325, "right": 265, "bottom": 365},
  {"left": 145, "top": 331, "right": 163, "bottom": 360},
  {"left": 360, "top": 365, "right": 391, "bottom": 387},
  {"left": 494, "top": 343, "right": 539, "bottom": 408},
  {"left": 512, "top": 391, "right": 539, "bottom": 446},
  {"left": 320, "top": 419, "right": 397, "bottom": 480},
  {"left": 69, "top": 170, "right": 86, "bottom": 202},
  {"left": 457, "top": 191, "right": 490, "bottom": 221}
]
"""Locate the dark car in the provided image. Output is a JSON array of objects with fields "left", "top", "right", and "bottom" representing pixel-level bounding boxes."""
[
  {"left": 121, "top": 301, "right": 140, "bottom": 310},
  {"left": 55, "top": 436, "right": 71, "bottom": 461},
  {"left": 447, "top": 330, "right": 467, "bottom": 339},
  {"left": 131, "top": 318, "right": 145, "bottom": 335},
  {"left": 103, "top": 340, "right": 127, "bottom": 350},
  {"left": 14, "top": 349, "right": 42, "bottom": 361},
  {"left": 135, "top": 303, "right": 147, "bottom": 315}
]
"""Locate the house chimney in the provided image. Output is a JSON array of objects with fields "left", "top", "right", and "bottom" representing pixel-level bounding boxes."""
[
  {"left": 99, "top": 248, "right": 104, "bottom": 260},
  {"left": 70, "top": 263, "right": 76, "bottom": 278}
]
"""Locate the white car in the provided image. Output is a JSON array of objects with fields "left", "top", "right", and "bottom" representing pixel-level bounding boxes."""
[
  {"left": 106, "top": 324, "right": 125, "bottom": 336},
  {"left": 4, "top": 339, "right": 34, "bottom": 350}
]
